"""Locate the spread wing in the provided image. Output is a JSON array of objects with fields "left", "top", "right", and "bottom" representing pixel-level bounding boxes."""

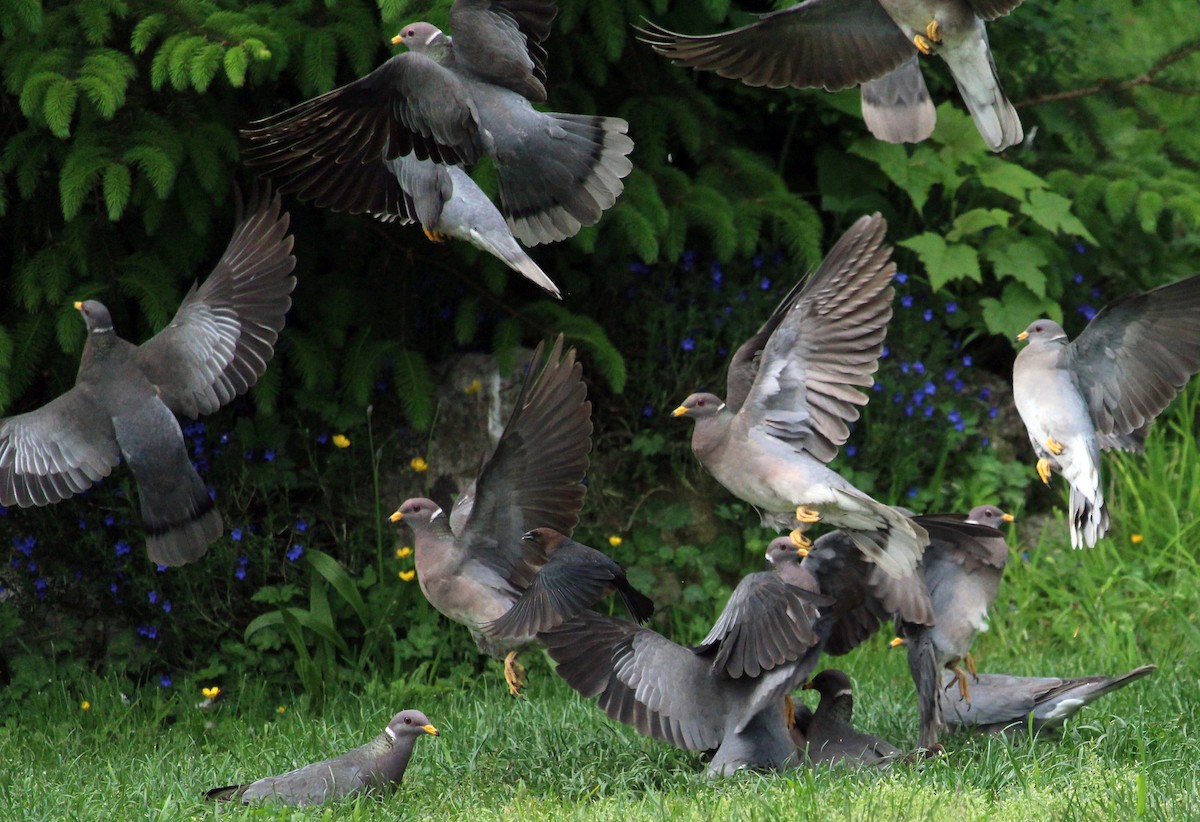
[
  {"left": 738, "top": 213, "right": 895, "bottom": 463},
  {"left": 483, "top": 543, "right": 620, "bottom": 638},
  {"left": 1064, "top": 274, "right": 1200, "bottom": 445},
  {"left": 241, "top": 53, "right": 484, "bottom": 215},
  {"left": 639, "top": 0, "right": 913, "bottom": 92},
  {"left": 0, "top": 387, "right": 120, "bottom": 507},
  {"left": 451, "top": 0, "right": 558, "bottom": 100},
  {"left": 135, "top": 188, "right": 296, "bottom": 419},
  {"left": 455, "top": 337, "right": 592, "bottom": 587}
]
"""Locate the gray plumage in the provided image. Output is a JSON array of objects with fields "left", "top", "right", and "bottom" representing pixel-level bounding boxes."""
[
  {"left": 242, "top": 1, "right": 633, "bottom": 247},
  {"left": 379, "top": 153, "right": 560, "bottom": 297},
  {"left": 483, "top": 527, "right": 654, "bottom": 639},
  {"left": 939, "top": 665, "right": 1156, "bottom": 734},
  {"left": 206, "top": 709, "right": 438, "bottom": 805},
  {"left": 641, "top": 0, "right": 1024, "bottom": 151},
  {"left": 861, "top": 56, "right": 937, "bottom": 143},
  {"left": 800, "top": 669, "right": 902, "bottom": 765},
  {"left": 1013, "top": 274, "right": 1200, "bottom": 548},
  {"left": 0, "top": 188, "right": 295, "bottom": 566},
  {"left": 673, "top": 214, "right": 927, "bottom": 580},
  {"left": 389, "top": 336, "right": 592, "bottom": 692},
  {"left": 542, "top": 572, "right": 825, "bottom": 777}
]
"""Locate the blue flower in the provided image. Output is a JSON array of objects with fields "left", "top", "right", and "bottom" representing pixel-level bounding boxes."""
[
  {"left": 264, "top": 449, "right": 276, "bottom": 462},
  {"left": 945, "top": 302, "right": 958, "bottom": 314},
  {"left": 978, "top": 386, "right": 991, "bottom": 401},
  {"left": 895, "top": 272, "right": 908, "bottom": 284},
  {"left": 286, "top": 544, "right": 304, "bottom": 562},
  {"left": 711, "top": 264, "right": 723, "bottom": 288},
  {"left": 78, "top": 518, "right": 87, "bottom": 531},
  {"left": 872, "top": 383, "right": 883, "bottom": 393},
  {"left": 244, "top": 450, "right": 254, "bottom": 461},
  {"left": 219, "top": 433, "right": 230, "bottom": 445},
  {"left": 913, "top": 362, "right": 925, "bottom": 375},
  {"left": 905, "top": 405, "right": 914, "bottom": 417},
  {"left": 924, "top": 381, "right": 936, "bottom": 395},
  {"left": 681, "top": 337, "right": 695, "bottom": 351},
  {"left": 1074, "top": 242, "right": 1086, "bottom": 254},
  {"left": 982, "top": 436, "right": 991, "bottom": 447},
  {"left": 238, "top": 555, "right": 249, "bottom": 567},
  {"left": 962, "top": 355, "right": 973, "bottom": 367},
  {"left": 900, "top": 362, "right": 911, "bottom": 375},
  {"left": 642, "top": 403, "right": 653, "bottom": 418},
  {"left": 922, "top": 309, "right": 933, "bottom": 322},
  {"left": 295, "top": 519, "right": 309, "bottom": 533},
  {"left": 114, "top": 540, "right": 131, "bottom": 558},
  {"left": 924, "top": 405, "right": 934, "bottom": 417},
  {"left": 629, "top": 261, "right": 649, "bottom": 274},
  {"left": 953, "top": 379, "right": 965, "bottom": 392},
  {"left": 906, "top": 487, "right": 919, "bottom": 498},
  {"left": 845, "top": 445, "right": 857, "bottom": 457},
  {"left": 944, "top": 368, "right": 957, "bottom": 381},
  {"left": 1090, "top": 287, "right": 1102, "bottom": 300},
  {"left": 880, "top": 345, "right": 889, "bottom": 359},
  {"left": 110, "top": 582, "right": 119, "bottom": 594},
  {"left": 148, "top": 590, "right": 158, "bottom": 605},
  {"left": 753, "top": 255, "right": 764, "bottom": 269},
  {"left": 235, "top": 566, "right": 246, "bottom": 581},
  {"left": 230, "top": 528, "right": 243, "bottom": 542},
  {"left": 162, "top": 600, "right": 172, "bottom": 614},
  {"left": 159, "top": 675, "right": 171, "bottom": 688},
  {"left": 901, "top": 295, "right": 914, "bottom": 308},
  {"left": 682, "top": 250, "right": 696, "bottom": 272},
  {"left": 207, "top": 486, "right": 216, "bottom": 501},
  {"left": 1073, "top": 272, "right": 1084, "bottom": 284},
  {"left": 1077, "top": 305, "right": 1096, "bottom": 320},
  {"left": 138, "top": 625, "right": 158, "bottom": 640},
  {"left": 34, "top": 578, "right": 47, "bottom": 597},
  {"left": 988, "top": 406, "right": 998, "bottom": 419},
  {"left": 316, "top": 433, "right": 329, "bottom": 445},
  {"left": 760, "top": 277, "right": 771, "bottom": 290}
]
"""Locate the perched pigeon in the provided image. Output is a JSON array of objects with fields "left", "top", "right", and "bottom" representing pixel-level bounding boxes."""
[
  {"left": 377, "top": 153, "right": 561, "bottom": 297},
  {"left": 890, "top": 505, "right": 1011, "bottom": 747},
  {"left": 483, "top": 527, "right": 654, "bottom": 638},
  {"left": 939, "top": 665, "right": 1156, "bottom": 734},
  {"left": 242, "top": 0, "right": 633, "bottom": 249},
  {"left": 0, "top": 188, "right": 295, "bottom": 565},
  {"left": 799, "top": 669, "right": 902, "bottom": 766},
  {"left": 389, "top": 336, "right": 592, "bottom": 695},
  {"left": 673, "top": 214, "right": 926, "bottom": 580},
  {"left": 860, "top": 57, "right": 937, "bottom": 144},
  {"left": 1013, "top": 274, "right": 1200, "bottom": 548},
  {"left": 542, "top": 571, "right": 826, "bottom": 777},
  {"left": 206, "top": 709, "right": 438, "bottom": 805},
  {"left": 641, "top": 0, "right": 1025, "bottom": 151}
]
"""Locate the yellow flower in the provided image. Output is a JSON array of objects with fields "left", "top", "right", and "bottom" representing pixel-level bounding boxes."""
[
  {"left": 410, "top": 457, "right": 429, "bottom": 472},
  {"left": 399, "top": 569, "right": 416, "bottom": 582},
  {"left": 80, "top": 700, "right": 91, "bottom": 711},
  {"left": 1131, "top": 534, "right": 1144, "bottom": 544},
  {"left": 464, "top": 378, "right": 483, "bottom": 395},
  {"left": 276, "top": 706, "right": 287, "bottom": 714},
  {"left": 202, "top": 686, "right": 220, "bottom": 699},
  {"left": 395, "top": 546, "right": 413, "bottom": 559},
  {"left": 332, "top": 434, "right": 351, "bottom": 449},
  {"left": 608, "top": 535, "right": 623, "bottom": 548}
]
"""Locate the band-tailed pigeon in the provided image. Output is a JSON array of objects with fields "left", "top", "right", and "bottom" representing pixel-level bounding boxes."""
[
  {"left": 541, "top": 571, "right": 826, "bottom": 777},
  {"left": 388, "top": 336, "right": 592, "bottom": 695},
  {"left": 673, "top": 214, "right": 927, "bottom": 580},
  {"left": 242, "top": 0, "right": 633, "bottom": 248},
  {"left": 206, "top": 710, "right": 438, "bottom": 805},
  {"left": 939, "top": 665, "right": 1156, "bottom": 734},
  {"left": 641, "top": 0, "right": 1024, "bottom": 151},
  {"left": 483, "top": 527, "right": 654, "bottom": 639},
  {"left": 798, "top": 669, "right": 902, "bottom": 766},
  {"left": 376, "top": 153, "right": 560, "bottom": 297},
  {"left": 1013, "top": 274, "right": 1200, "bottom": 548},
  {"left": 0, "top": 188, "right": 295, "bottom": 566},
  {"left": 861, "top": 57, "right": 937, "bottom": 144}
]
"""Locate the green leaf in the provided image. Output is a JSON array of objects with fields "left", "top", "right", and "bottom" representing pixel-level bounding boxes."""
[
  {"left": 983, "top": 237, "right": 1049, "bottom": 297},
  {"left": 102, "top": 162, "right": 131, "bottom": 221},
  {"left": 223, "top": 45, "right": 248, "bottom": 88},
  {"left": 306, "top": 549, "right": 371, "bottom": 629},
  {"left": 1022, "top": 189, "right": 1097, "bottom": 242},
  {"left": 979, "top": 282, "right": 1063, "bottom": 339},
  {"left": 301, "top": 29, "right": 337, "bottom": 95},
  {"left": 946, "top": 208, "right": 1011, "bottom": 242},
  {"left": 124, "top": 145, "right": 177, "bottom": 198},
  {"left": 978, "top": 160, "right": 1048, "bottom": 200},
  {"left": 392, "top": 348, "right": 436, "bottom": 431},
  {"left": 190, "top": 42, "right": 224, "bottom": 93},
  {"left": 58, "top": 144, "right": 109, "bottom": 220},
  {"left": 1104, "top": 178, "right": 1138, "bottom": 224},
  {"left": 244, "top": 606, "right": 350, "bottom": 655},
  {"left": 41, "top": 78, "right": 77, "bottom": 139},
  {"left": 1136, "top": 190, "right": 1164, "bottom": 234},
  {"left": 130, "top": 13, "right": 167, "bottom": 54},
  {"left": 898, "top": 233, "right": 981, "bottom": 291},
  {"left": 454, "top": 296, "right": 480, "bottom": 345},
  {"left": 849, "top": 140, "right": 958, "bottom": 213}
]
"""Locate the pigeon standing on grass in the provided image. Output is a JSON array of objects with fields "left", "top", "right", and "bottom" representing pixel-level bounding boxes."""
[
  {"left": 641, "top": 0, "right": 1025, "bottom": 151},
  {"left": 205, "top": 710, "right": 438, "bottom": 805},
  {"left": 542, "top": 572, "right": 826, "bottom": 777},
  {"left": 939, "top": 665, "right": 1156, "bottom": 734},
  {"left": 242, "top": 0, "right": 633, "bottom": 256},
  {"left": 389, "top": 336, "right": 592, "bottom": 696},
  {"left": 673, "top": 214, "right": 927, "bottom": 580},
  {"left": 1013, "top": 274, "right": 1200, "bottom": 548},
  {"left": 0, "top": 188, "right": 296, "bottom": 566}
]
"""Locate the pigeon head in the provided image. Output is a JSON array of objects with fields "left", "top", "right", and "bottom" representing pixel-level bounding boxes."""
[
  {"left": 765, "top": 537, "right": 806, "bottom": 566},
  {"left": 385, "top": 709, "right": 438, "bottom": 740},
  {"left": 1016, "top": 319, "right": 1068, "bottom": 346},
  {"left": 522, "top": 527, "right": 567, "bottom": 553},
  {"left": 671, "top": 392, "right": 726, "bottom": 420},
  {"left": 74, "top": 300, "right": 114, "bottom": 334},
  {"left": 966, "top": 505, "right": 1014, "bottom": 527},
  {"left": 804, "top": 669, "right": 856, "bottom": 722},
  {"left": 388, "top": 497, "right": 443, "bottom": 526},
  {"left": 391, "top": 22, "right": 447, "bottom": 53}
]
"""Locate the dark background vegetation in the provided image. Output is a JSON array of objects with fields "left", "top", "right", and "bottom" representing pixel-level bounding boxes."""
[{"left": 0, "top": 0, "right": 1198, "bottom": 704}]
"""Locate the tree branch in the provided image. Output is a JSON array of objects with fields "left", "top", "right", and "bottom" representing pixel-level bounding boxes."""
[{"left": 1017, "top": 40, "right": 1200, "bottom": 108}]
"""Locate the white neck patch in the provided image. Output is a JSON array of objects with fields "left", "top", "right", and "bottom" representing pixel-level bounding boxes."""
[
  {"left": 431, "top": 508, "right": 445, "bottom": 521},
  {"left": 424, "top": 30, "right": 440, "bottom": 46},
  {"left": 385, "top": 726, "right": 397, "bottom": 742}
]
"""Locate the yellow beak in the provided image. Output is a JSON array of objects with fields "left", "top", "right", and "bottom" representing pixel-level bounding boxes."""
[
  {"left": 388, "top": 510, "right": 404, "bottom": 523},
  {"left": 73, "top": 301, "right": 83, "bottom": 311},
  {"left": 671, "top": 406, "right": 689, "bottom": 417},
  {"left": 1001, "top": 513, "right": 1015, "bottom": 522},
  {"left": 888, "top": 637, "right": 906, "bottom": 649},
  {"left": 796, "top": 545, "right": 809, "bottom": 558},
  {"left": 422, "top": 724, "right": 439, "bottom": 736},
  {"left": 391, "top": 33, "right": 403, "bottom": 45},
  {"left": 1016, "top": 331, "right": 1029, "bottom": 341}
]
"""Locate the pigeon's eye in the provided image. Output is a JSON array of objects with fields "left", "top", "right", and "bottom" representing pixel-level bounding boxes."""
[
  {"left": 404, "top": 717, "right": 412, "bottom": 725},
  {"left": 406, "top": 28, "right": 415, "bottom": 37},
  {"left": 1034, "top": 325, "right": 1043, "bottom": 333}
]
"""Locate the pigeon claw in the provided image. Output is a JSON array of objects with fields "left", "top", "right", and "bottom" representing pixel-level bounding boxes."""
[
  {"left": 789, "top": 529, "right": 813, "bottom": 552},
  {"left": 925, "top": 20, "right": 943, "bottom": 44},
  {"left": 784, "top": 694, "right": 796, "bottom": 728},
  {"left": 1036, "top": 458, "right": 1054, "bottom": 485},
  {"left": 795, "top": 506, "right": 822, "bottom": 524},
  {"left": 422, "top": 226, "right": 448, "bottom": 244},
  {"left": 503, "top": 651, "right": 526, "bottom": 698},
  {"left": 1045, "top": 436, "right": 1065, "bottom": 455},
  {"left": 914, "top": 33, "right": 936, "bottom": 55},
  {"left": 965, "top": 652, "right": 979, "bottom": 680},
  {"left": 948, "top": 665, "right": 972, "bottom": 704}
]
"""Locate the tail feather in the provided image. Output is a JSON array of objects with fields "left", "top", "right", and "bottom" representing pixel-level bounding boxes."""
[
  {"left": 941, "top": 24, "right": 1022, "bottom": 151},
  {"left": 468, "top": 227, "right": 561, "bottom": 298},
  {"left": 861, "top": 57, "right": 936, "bottom": 144},
  {"left": 830, "top": 488, "right": 928, "bottom": 578},
  {"left": 1068, "top": 484, "right": 1108, "bottom": 549},
  {"left": 616, "top": 579, "right": 656, "bottom": 624},
  {"left": 1065, "top": 664, "right": 1156, "bottom": 704}
]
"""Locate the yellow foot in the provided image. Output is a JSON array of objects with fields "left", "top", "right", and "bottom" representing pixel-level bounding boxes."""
[
  {"left": 784, "top": 694, "right": 796, "bottom": 728},
  {"left": 503, "top": 651, "right": 526, "bottom": 698},
  {"left": 965, "top": 651, "right": 978, "bottom": 680},
  {"left": 423, "top": 226, "right": 447, "bottom": 243},
  {"left": 926, "top": 19, "right": 942, "bottom": 44},
  {"left": 788, "top": 529, "right": 812, "bottom": 554},
  {"left": 795, "top": 506, "right": 821, "bottom": 524},
  {"left": 948, "top": 665, "right": 972, "bottom": 704},
  {"left": 1036, "top": 458, "right": 1054, "bottom": 485},
  {"left": 914, "top": 34, "right": 935, "bottom": 55},
  {"left": 888, "top": 636, "right": 906, "bottom": 649},
  {"left": 1045, "top": 436, "right": 1065, "bottom": 455}
]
